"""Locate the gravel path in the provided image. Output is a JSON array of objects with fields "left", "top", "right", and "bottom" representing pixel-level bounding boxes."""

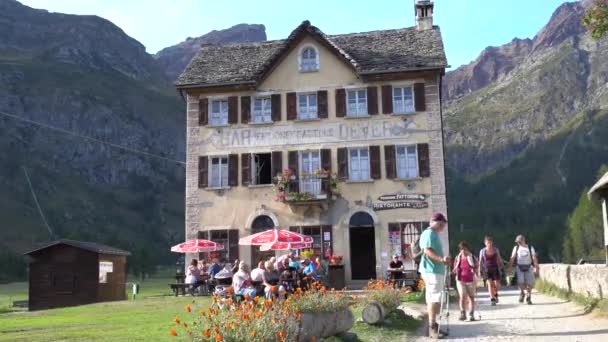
[{"left": 411, "top": 287, "right": 608, "bottom": 342}]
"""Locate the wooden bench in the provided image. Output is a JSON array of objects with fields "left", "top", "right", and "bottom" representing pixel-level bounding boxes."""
[{"left": 169, "top": 283, "right": 189, "bottom": 296}]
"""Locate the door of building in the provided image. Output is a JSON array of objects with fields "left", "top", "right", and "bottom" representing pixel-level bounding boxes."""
[
  {"left": 250, "top": 215, "right": 276, "bottom": 265},
  {"left": 349, "top": 212, "right": 377, "bottom": 280}
]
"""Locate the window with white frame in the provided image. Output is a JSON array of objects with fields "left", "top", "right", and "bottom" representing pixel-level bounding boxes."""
[
  {"left": 396, "top": 145, "right": 418, "bottom": 179},
  {"left": 299, "top": 150, "right": 321, "bottom": 195},
  {"left": 299, "top": 46, "right": 319, "bottom": 72},
  {"left": 393, "top": 86, "right": 415, "bottom": 114},
  {"left": 252, "top": 97, "right": 272, "bottom": 123},
  {"left": 349, "top": 148, "right": 370, "bottom": 180},
  {"left": 298, "top": 93, "right": 318, "bottom": 120},
  {"left": 209, "top": 156, "right": 229, "bottom": 187},
  {"left": 210, "top": 99, "right": 229, "bottom": 126},
  {"left": 347, "top": 89, "right": 367, "bottom": 116}
]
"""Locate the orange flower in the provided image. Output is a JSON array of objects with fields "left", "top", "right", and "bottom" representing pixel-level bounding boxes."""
[
  {"left": 185, "top": 304, "right": 192, "bottom": 312},
  {"left": 182, "top": 322, "right": 188, "bottom": 327},
  {"left": 227, "top": 298, "right": 233, "bottom": 306},
  {"left": 169, "top": 328, "right": 177, "bottom": 336},
  {"left": 227, "top": 287, "right": 234, "bottom": 294},
  {"left": 271, "top": 285, "right": 277, "bottom": 292},
  {"left": 251, "top": 330, "right": 257, "bottom": 337},
  {"left": 188, "top": 330, "right": 192, "bottom": 336},
  {"left": 244, "top": 293, "right": 250, "bottom": 300},
  {"left": 297, "top": 313, "right": 302, "bottom": 320},
  {"left": 255, "top": 311, "right": 262, "bottom": 318},
  {"left": 253, "top": 295, "right": 260, "bottom": 303},
  {"left": 215, "top": 333, "right": 223, "bottom": 341},
  {"left": 212, "top": 296, "right": 217, "bottom": 302},
  {"left": 311, "top": 336, "right": 316, "bottom": 342},
  {"left": 200, "top": 308, "right": 205, "bottom": 315},
  {"left": 214, "top": 326, "right": 220, "bottom": 334},
  {"left": 173, "top": 316, "right": 180, "bottom": 324},
  {"left": 243, "top": 313, "right": 250, "bottom": 320},
  {"left": 203, "top": 329, "right": 212, "bottom": 337},
  {"left": 278, "top": 329, "right": 286, "bottom": 341}
]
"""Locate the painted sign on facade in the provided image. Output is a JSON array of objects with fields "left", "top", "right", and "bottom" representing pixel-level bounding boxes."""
[
  {"left": 203, "top": 118, "right": 420, "bottom": 149},
  {"left": 378, "top": 193, "right": 426, "bottom": 201},
  {"left": 373, "top": 201, "right": 429, "bottom": 211}
]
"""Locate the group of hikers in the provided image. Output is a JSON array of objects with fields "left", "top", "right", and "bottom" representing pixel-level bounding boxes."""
[{"left": 420, "top": 213, "right": 539, "bottom": 339}]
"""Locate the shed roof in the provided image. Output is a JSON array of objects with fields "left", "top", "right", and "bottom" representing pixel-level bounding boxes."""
[
  {"left": 589, "top": 172, "right": 608, "bottom": 200},
  {"left": 24, "top": 239, "right": 131, "bottom": 256},
  {"left": 175, "top": 20, "right": 447, "bottom": 88}
]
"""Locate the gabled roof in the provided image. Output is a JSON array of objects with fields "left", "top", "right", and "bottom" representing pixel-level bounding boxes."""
[
  {"left": 589, "top": 172, "right": 608, "bottom": 200},
  {"left": 24, "top": 239, "right": 131, "bottom": 256},
  {"left": 175, "top": 20, "right": 447, "bottom": 88}
]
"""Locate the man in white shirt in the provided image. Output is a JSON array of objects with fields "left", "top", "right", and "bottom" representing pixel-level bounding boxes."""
[{"left": 508, "top": 235, "right": 538, "bottom": 305}]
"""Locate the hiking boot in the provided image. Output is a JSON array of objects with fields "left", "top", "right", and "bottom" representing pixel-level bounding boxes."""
[
  {"left": 469, "top": 311, "right": 476, "bottom": 321},
  {"left": 526, "top": 295, "right": 532, "bottom": 305},
  {"left": 429, "top": 322, "right": 446, "bottom": 339},
  {"left": 490, "top": 297, "right": 497, "bottom": 306},
  {"left": 519, "top": 292, "right": 525, "bottom": 303},
  {"left": 495, "top": 294, "right": 499, "bottom": 303},
  {"left": 458, "top": 310, "right": 466, "bottom": 321}
]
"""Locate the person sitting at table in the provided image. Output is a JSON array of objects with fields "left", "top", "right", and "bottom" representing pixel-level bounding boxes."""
[
  {"left": 278, "top": 258, "right": 290, "bottom": 274},
  {"left": 251, "top": 261, "right": 265, "bottom": 282},
  {"left": 208, "top": 258, "right": 222, "bottom": 278},
  {"left": 302, "top": 258, "right": 318, "bottom": 280},
  {"left": 262, "top": 261, "right": 281, "bottom": 299},
  {"left": 198, "top": 259, "right": 209, "bottom": 274},
  {"left": 233, "top": 261, "right": 256, "bottom": 299},
  {"left": 278, "top": 270, "right": 294, "bottom": 299},
  {"left": 186, "top": 259, "right": 203, "bottom": 295},
  {"left": 388, "top": 254, "right": 405, "bottom": 287}
]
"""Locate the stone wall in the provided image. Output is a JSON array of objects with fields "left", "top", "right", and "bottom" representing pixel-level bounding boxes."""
[{"left": 540, "top": 263, "right": 608, "bottom": 299}]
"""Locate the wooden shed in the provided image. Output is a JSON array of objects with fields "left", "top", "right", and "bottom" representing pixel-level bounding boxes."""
[{"left": 24, "top": 239, "right": 130, "bottom": 311}]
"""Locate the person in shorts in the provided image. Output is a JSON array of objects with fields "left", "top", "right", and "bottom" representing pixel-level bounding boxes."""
[
  {"left": 508, "top": 235, "right": 538, "bottom": 304},
  {"left": 478, "top": 236, "right": 506, "bottom": 305},
  {"left": 453, "top": 241, "right": 477, "bottom": 321},
  {"left": 419, "top": 213, "right": 450, "bottom": 339}
]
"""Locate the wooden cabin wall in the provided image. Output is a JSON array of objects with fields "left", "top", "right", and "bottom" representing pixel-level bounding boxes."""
[{"left": 97, "top": 254, "right": 127, "bottom": 302}]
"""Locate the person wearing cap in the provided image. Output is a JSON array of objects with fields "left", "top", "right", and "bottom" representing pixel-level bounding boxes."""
[
  {"left": 387, "top": 254, "right": 405, "bottom": 287},
  {"left": 507, "top": 235, "right": 538, "bottom": 305},
  {"left": 419, "top": 213, "right": 450, "bottom": 339}
]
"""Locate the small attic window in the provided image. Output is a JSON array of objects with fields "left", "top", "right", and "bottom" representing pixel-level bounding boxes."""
[{"left": 299, "top": 45, "right": 319, "bottom": 72}]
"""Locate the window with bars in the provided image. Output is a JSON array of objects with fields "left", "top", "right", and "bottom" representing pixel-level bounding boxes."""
[
  {"left": 349, "top": 148, "right": 370, "bottom": 180},
  {"left": 210, "top": 99, "right": 229, "bottom": 126},
  {"left": 392, "top": 86, "right": 415, "bottom": 114},
  {"left": 252, "top": 97, "right": 272, "bottom": 123},
  {"left": 297, "top": 93, "right": 318, "bottom": 120},
  {"left": 396, "top": 145, "right": 419, "bottom": 179},
  {"left": 346, "top": 89, "right": 367, "bottom": 116},
  {"left": 209, "top": 156, "right": 229, "bottom": 188}
]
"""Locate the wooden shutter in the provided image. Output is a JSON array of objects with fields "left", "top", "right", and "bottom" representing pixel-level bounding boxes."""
[
  {"left": 198, "top": 156, "right": 208, "bottom": 188},
  {"left": 417, "top": 143, "right": 430, "bottom": 177},
  {"left": 198, "top": 98, "right": 208, "bottom": 126},
  {"left": 288, "top": 151, "right": 299, "bottom": 180},
  {"left": 241, "top": 153, "right": 251, "bottom": 186},
  {"left": 228, "top": 154, "right": 239, "bottom": 186},
  {"left": 370, "top": 145, "right": 381, "bottom": 180},
  {"left": 318, "top": 90, "right": 328, "bottom": 119},
  {"left": 228, "top": 229, "right": 239, "bottom": 261},
  {"left": 241, "top": 96, "right": 250, "bottom": 124},
  {"left": 321, "top": 149, "right": 331, "bottom": 171},
  {"left": 384, "top": 145, "right": 396, "bottom": 179},
  {"left": 271, "top": 94, "right": 281, "bottom": 122},
  {"left": 321, "top": 225, "right": 333, "bottom": 260},
  {"left": 271, "top": 151, "right": 283, "bottom": 179},
  {"left": 382, "top": 85, "right": 393, "bottom": 114},
  {"left": 414, "top": 83, "right": 426, "bottom": 112},
  {"left": 228, "top": 96, "right": 238, "bottom": 124},
  {"left": 337, "top": 147, "right": 348, "bottom": 180},
  {"left": 367, "top": 86, "right": 378, "bottom": 115},
  {"left": 287, "top": 92, "right": 297, "bottom": 120},
  {"left": 335, "top": 89, "right": 346, "bottom": 118}
]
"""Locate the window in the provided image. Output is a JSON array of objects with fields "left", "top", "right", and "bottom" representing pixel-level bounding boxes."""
[
  {"left": 298, "top": 93, "right": 318, "bottom": 120},
  {"left": 210, "top": 99, "right": 229, "bottom": 126},
  {"left": 393, "top": 86, "right": 414, "bottom": 113},
  {"left": 300, "top": 150, "right": 321, "bottom": 195},
  {"left": 252, "top": 97, "right": 272, "bottom": 123},
  {"left": 208, "top": 230, "right": 229, "bottom": 261},
  {"left": 349, "top": 148, "right": 370, "bottom": 180},
  {"left": 396, "top": 145, "right": 418, "bottom": 179},
  {"left": 252, "top": 153, "right": 272, "bottom": 185},
  {"left": 347, "top": 89, "right": 367, "bottom": 116},
  {"left": 299, "top": 46, "right": 319, "bottom": 72},
  {"left": 209, "top": 156, "right": 229, "bottom": 187}
]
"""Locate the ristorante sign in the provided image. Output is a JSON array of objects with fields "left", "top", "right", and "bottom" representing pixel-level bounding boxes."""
[{"left": 203, "top": 118, "right": 420, "bottom": 149}]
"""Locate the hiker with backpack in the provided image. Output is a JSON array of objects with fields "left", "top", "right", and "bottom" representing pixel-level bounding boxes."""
[
  {"left": 507, "top": 234, "right": 538, "bottom": 305},
  {"left": 478, "top": 235, "right": 506, "bottom": 306},
  {"left": 452, "top": 241, "right": 478, "bottom": 321},
  {"left": 418, "top": 213, "right": 450, "bottom": 339}
]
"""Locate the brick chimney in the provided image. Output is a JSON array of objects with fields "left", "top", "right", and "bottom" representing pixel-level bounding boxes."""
[{"left": 415, "top": 0, "right": 434, "bottom": 31}]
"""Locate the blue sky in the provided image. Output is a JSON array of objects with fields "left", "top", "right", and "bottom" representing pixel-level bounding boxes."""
[{"left": 20, "top": 0, "right": 569, "bottom": 69}]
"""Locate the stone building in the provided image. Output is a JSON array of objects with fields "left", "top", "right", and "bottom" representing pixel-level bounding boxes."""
[{"left": 175, "top": 1, "right": 448, "bottom": 284}]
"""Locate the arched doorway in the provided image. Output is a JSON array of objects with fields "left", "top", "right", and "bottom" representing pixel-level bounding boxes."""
[
  {"left": 251, "top": 215, "right": 275, "bottom": 265},
  {"left": 349, "top": 212, "right": 376, "bottom": 280}
]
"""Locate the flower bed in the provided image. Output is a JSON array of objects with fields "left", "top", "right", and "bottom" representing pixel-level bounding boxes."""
[
  {"left": 361, "top": 280, "right": 402, "bottom": 325},
  {"left": 170, "top": 281, "right": 355, "bottom": 341}
]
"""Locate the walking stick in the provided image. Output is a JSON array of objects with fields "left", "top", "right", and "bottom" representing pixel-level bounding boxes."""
[{"left": 437, "top": 268, "right": 450, "bottom": 336}]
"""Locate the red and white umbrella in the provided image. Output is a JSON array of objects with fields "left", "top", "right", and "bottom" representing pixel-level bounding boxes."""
[
  {"left": 170, "top": 239, "right": 224, "bottom": 253},
  {"left": 239, "top": 228, "right": 313, "bottom": 246},
  {"left": 260, "top": 242, "right": 313, "bottom": 251}
]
